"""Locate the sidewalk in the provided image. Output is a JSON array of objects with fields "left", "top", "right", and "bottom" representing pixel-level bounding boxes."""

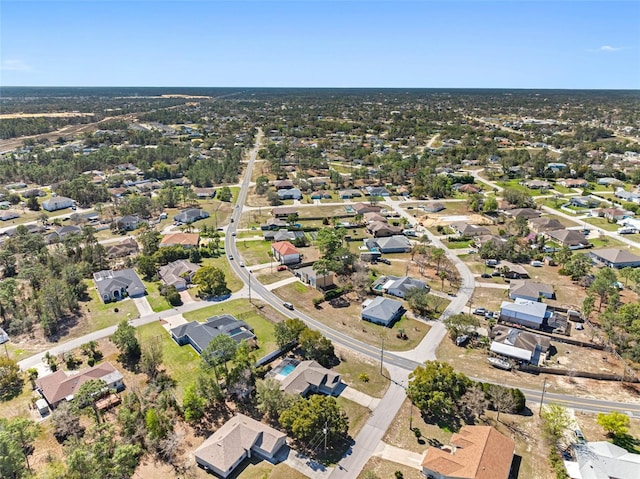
[{"left": 264, "top": 276, "right": 300, "bottom": 291}]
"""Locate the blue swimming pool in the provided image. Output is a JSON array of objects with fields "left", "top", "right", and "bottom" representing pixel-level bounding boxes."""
[{"left": 280, "top": 363, "right": 296, "bottom": 377}]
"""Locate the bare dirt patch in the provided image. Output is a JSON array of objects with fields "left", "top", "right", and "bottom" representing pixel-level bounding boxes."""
[{"left": 0, "top": 112, "right": 95, "bottom": 119}]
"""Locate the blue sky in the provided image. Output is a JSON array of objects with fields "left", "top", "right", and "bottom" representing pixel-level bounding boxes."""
[{"left": 1, "top": 1, "right": 639, "bottom": 89}]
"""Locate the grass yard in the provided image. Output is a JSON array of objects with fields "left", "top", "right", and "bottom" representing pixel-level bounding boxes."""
[
  {"left": 551, "top": 184, "right": 576, "bottom": 194},
  {"left": 273, "top": 282, "right": 430, "bottom": 351},
  {"left": 383, "top": 398, "right": 453, "bottom": 453},
  {"left": 583, "top": 217, "right": 620, "bottom": 232},
  {"left": 81, "top": 287, "right": 140, "bottom": 331},
  {"left": 235, "top": 461, "right": 309, "bottom": 479},
  {"left": 445, "top": 239, "right": 472, "bottom": 249},
  {"left": 235, "top": 239, "right": 275, "bottom": 265},
  {"left": 358, "top": 457, "right": 424, "bottom": 479},
  {"left": 251, "top": 267, "right": 292, "bottom": 285},
  {"left": 142, "top": 281, "right": 173, "bottom": 312},
  {"left": 336, "top": 396, "right": 370, "bottom": 438},
  {"left": 588, "top": 236, "right": 628, "bottom": 249},
  {"left": 192, "top": 256, "right": 244, "bottom": 294},
  {"left": 333, "top": 352, "right": 390, "bottom": 399},
  {"left": 137, "top": 321, "right": 201, "bottom": 397}
]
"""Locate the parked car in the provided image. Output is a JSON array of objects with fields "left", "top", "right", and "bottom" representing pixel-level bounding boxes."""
[
  {"left": 473, "top": 307, "right": 486, "bottom": 316},
  {"left": 574, "top": 429, "right": 585, "bottom": 443},
  {"left": 530, "top": 260, "right": 543, "bottom": 267},
  {"left": 481, "top": 273, "right": 492, "bottom": 278},
  {"left": 277, "top": 265, "right": 287, "bottom": 272},
  {"left": 379, "top": 258, "right": 391, "bottom": 265},
  {"left": 575, "top": 323, "right": 584, "bottom": 330},
  {"left": 485, "top": 259, "right": 498, "bottom": 267},
  {"left": 485, "top": 311, "right": 495, "bottom": 319}
]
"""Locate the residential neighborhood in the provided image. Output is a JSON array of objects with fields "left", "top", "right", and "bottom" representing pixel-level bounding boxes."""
[{"left": 0, "top": 85, "right": 639, "bottom": 479}]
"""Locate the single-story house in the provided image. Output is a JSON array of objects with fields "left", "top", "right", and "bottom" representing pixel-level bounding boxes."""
[
  {"left": 46, "top": 225, "right": 83, "bottom": 243},
  {"left": 277, "top": 188, "right": 302, "bottom": 200},
  {"left": 273, "top": 179, "right": 294, "bottom": 189},
  {"left": 115, "top": 215, "right": 140, "bottom": 231},
  {"left": 159, "top": 232, "right": 200, "bottom": 249},
  {"left": 499, "top": 299, "right": 548, "bottom": 329},
  {"left": 367, "top": 221, "right": 402, "bottom": 237},
  {"left": 568, "top": 441, "right": 640, "bottom": 479},
  {"left": 458, "top": 183, "right": 482, "bottom": 194},
  {"left": 372, "top": 275, "right": 426, "bottom": 298},
  {"left": 504, "top": 208, "right": 541, "bottom": 219},
  {"left": 529, "top": 217, "right": 565, "bottom": 233},
  {"left": 194, "top": 187, "right": 216, "bottom": 198},
  {"left": 498, "top": 261, "right": 529, "bottom": 279},
  {"left": 363, "top": 212, "right": 387, "bottom": 224},
  {"left": 353, "top": 203, "right": 382, "bottom": 215},
  {"left": 261, "top": 218, "right": 287, "bottom": 231},
  {"left": 271, "top": 206, "right": 298, "bottom": 218},
  {"left": 35, "top": 362, "right": 124, "bottom": 409},
  {"left": 294, "top": 265, "right": 334, "bottom": 290},
  {"left": 105, "top": 237, "right": 139, "bottom": 259},
  {"left": 271, "top": 241, "right": 301, "bottom": 265},
  {"left": 93, "top": 269, "right": 146, "bottom": 303},
  {"left": 173, "top": 208, "right": 209, "bottom": 224},
  {"left": 590, "top": 248, "right": 640, "bottom": 269},
  {"left": 490, "top": 325, "right": 551, "bottom": 366},
  {"left": 558, "top": 178, "right": 588, "bottom": 188},
  {"left": 597, "top": 177, "right": 623, "bottom": 186},
  {"left": 310, "top": 190, "right": 332, "bottom": 200},
  {"left": 474, "top": 234, "right": 506, "bottom": 249},
  {"left": 615, "top": 188, "right": 640, "bottom": 204},
  {"left": 159, "top": 259, "right": 201, "bottom": 291},
  {"left": 450, "top": 222, "right": 491, "bottom": 237},
  {"left": 569, "top": 197, "right": 600, "bottom": 208},
  {"left": 22, "top": 188, "right": 46, "bottom": 198},
  {"left": 546, "top": 229, "right": 592, "bottom": 250},
  {"left": 365, "top": 186, "right": 390, "bottom": 196},
  {"left": 422, "top": 425, "right": 515, "bottom": 479},
  {"left": 194, "top": 414, "right": 287, "bottom": 478},
  {"left": 270, "top": 359, "right": 342, "bottom": 396},
  {"left": 524, "top": 179, "right": 551, "bottom": 189},
  {"left": 0, "top": 210, "right": 20, "bottom": 221},
  {"left": 596, "top": 208, "right": 632, "bottom": 222},
  {"left": 171, "top": 315, "right": 256, "bottom": 354},
  {"left": 42, "top": 196, "right": 74, "bottom": 212},
  {"left": 509, "top": 280, "right": 555, "bottom": 301},
  {"left": 366, "top": 235, "right": 412, "bottom": 253},
  {"left": 339, "top": 189, "right": 362, "bottom": 199},
  {"left": 361, "top": 296, "right": 404, "bottom": 327},
  {"left": 423, "top": 202, "right": 445, "bottom": 213}
]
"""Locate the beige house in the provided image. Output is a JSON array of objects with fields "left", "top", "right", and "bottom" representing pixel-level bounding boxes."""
[{"left": 194, "top": 414, "right": 287, "bottom": 478}]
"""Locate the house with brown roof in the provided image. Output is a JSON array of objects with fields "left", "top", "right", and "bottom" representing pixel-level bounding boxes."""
[
  {"left": 457, "top": 184, "right": 481, "bottom": 194},
  {"left": 353, "top": 203, "right": 382, "bottom": 215},
  {"left": 159, "top": 232, "right": 200, "bottom": 249},
  {"left": 450, "top": 222, "right": 490, "bottom": 237},
  {"left": 367, "top": 221, "right": 402, "bottom": 237},
  {"left": 271, "top": 206, "right": 298, "bottom": 218},
  {"left": 35, "top": 362, "right": 124, "bottom": 409},
  {"left": 558, "top": 178, "right": 588, "bottom": 188},
  {"left": 194, "top": 414, "right": 287, "bottom": 478},
  {"left": 546, "top": 229, "right": 591, "bottom": 250},
  {"left": 529, "top": 217, "right": 565, "bottom": 233},
  {"left": 271, "top": 241, "right": 301, "bottom": 265},
  {"left": 503, "top": 208, "right": 541, "bottom": 220},
  {"left": 421, "top": 425, "right": 515, "bottom": 479},
  {"left": 105, "top": 237, "right": 139, "bottom": 259}
]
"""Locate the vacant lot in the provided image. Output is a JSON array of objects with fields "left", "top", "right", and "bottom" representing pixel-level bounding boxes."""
[
  {"left": 333, "top": 350, "right": 390, "bottom": 398},
  {"left": 358, "top": 457, "right": 424, "bottom": 479}
]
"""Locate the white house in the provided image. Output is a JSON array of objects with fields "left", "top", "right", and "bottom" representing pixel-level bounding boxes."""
[
  {"left": 42, "top": 196, "right": 74, "bottom": 212},
  {"left": 271, "top": 241, "right": 301, "bottom": 265},
  {"left": 499, "top": 299, "right": 548, "bottom": 329}
]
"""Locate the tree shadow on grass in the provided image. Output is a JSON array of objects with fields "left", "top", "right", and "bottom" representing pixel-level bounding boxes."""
[{"left": 613, "top": 433, "right": 640, "bottom": 453}]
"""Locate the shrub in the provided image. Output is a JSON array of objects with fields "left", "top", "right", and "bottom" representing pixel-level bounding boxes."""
[
  {"left": 358, "top": 373, "right": 370, "bottom": 383},
  {"left": 324, "top": 288, "right": 344, "bottom": 301},
  {"left": 312, "top": 297, "right": 324, "bottom": 307}
]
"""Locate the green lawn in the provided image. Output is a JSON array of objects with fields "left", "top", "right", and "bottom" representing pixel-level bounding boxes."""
[
  {"left": 334, "top": 354, "right": 390, "bottom": 399},
  {"left": 583, "top": 217, "right": 620, "bottom": 232},
  {"left": 589, "top": 237, "right": 629, "bottom": 249},
  {"left": 197, "top": 256, "right": 244, "bottom": 293},
  {"left": 183, "top": 299, "right": 279, "bottom": 359},
  {"left": 136, "top": 321, "right": 200, "bottom": 397},
  {"left": 234, "top": 239, "right": 274, "bottom": 266},
  {"left": 446, "top": 240, "right": 472, "bottom": 249},
  {"left": 551, "top": 184, "right": 575, "bottom": 194},
  {"left": 142, "top": 281, "right": 173, "bottom": 312},
  {"left": 83, "top": 287, "right": 140, "bottom": 330},
  {"left": 336, "top": 396, "right": 370, "bottom": 438}
]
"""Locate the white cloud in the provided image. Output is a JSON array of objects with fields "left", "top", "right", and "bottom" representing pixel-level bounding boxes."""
[
  {"left": 590, "top": 45, "right": 622, "bottom": 53},
  {"left": 1, "top": 59, "right": 32, "bottom": 71}
]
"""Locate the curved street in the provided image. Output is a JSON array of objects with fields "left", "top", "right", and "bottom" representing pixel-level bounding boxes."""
[{"left": 15, "top": 129, "right": 640, "bottom": 479}]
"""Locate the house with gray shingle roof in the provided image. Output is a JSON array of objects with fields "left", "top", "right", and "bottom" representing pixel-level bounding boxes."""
[
  {"left": 170, "top": 315, "right": 256, "bottom": 354},
  {"left": 361, "top": 296, "right": 404, "bottom": 327},
  {"left": 93, "top": 269, "right": 146, "bottom": 303},
  {"left": 509, "top": 280, "right": 555, "bottom": 302},
  {"left": 270, "top": 359, "right": 342, "bottom": 397},
  {"left": 194, "top": 414, "right": 287, "bottom": 479},
  {"left": 365, "top": 235, "right": 412, "bottom": 253},
  {"left": 590, "top": 248, "right": 640, "bottom": 269},
  {"left": 372, "top": 275, "right": 427, "bottom": 298},
  {"left": 173, "top": 208, "right": 209, "bottom": 224},
  {"left": 158, "top": 259, "right": 200, "bottom": 291}
]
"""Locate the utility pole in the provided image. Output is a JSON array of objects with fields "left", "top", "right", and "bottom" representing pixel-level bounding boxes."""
[
  {"left": 248, "top": 272, "right": 252, "bottom": 304},
  {"left": 380, "top": 338, "right": 384, "bottom": 375},
  {"left": 539, "top": 377, "right": 548, "bottom": 416},
  {"left": 409, "top": 402, "right": 413, "bottom": 431},
  {"left": 323, "top": 422, "right": 328, "bottom": 452}
]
